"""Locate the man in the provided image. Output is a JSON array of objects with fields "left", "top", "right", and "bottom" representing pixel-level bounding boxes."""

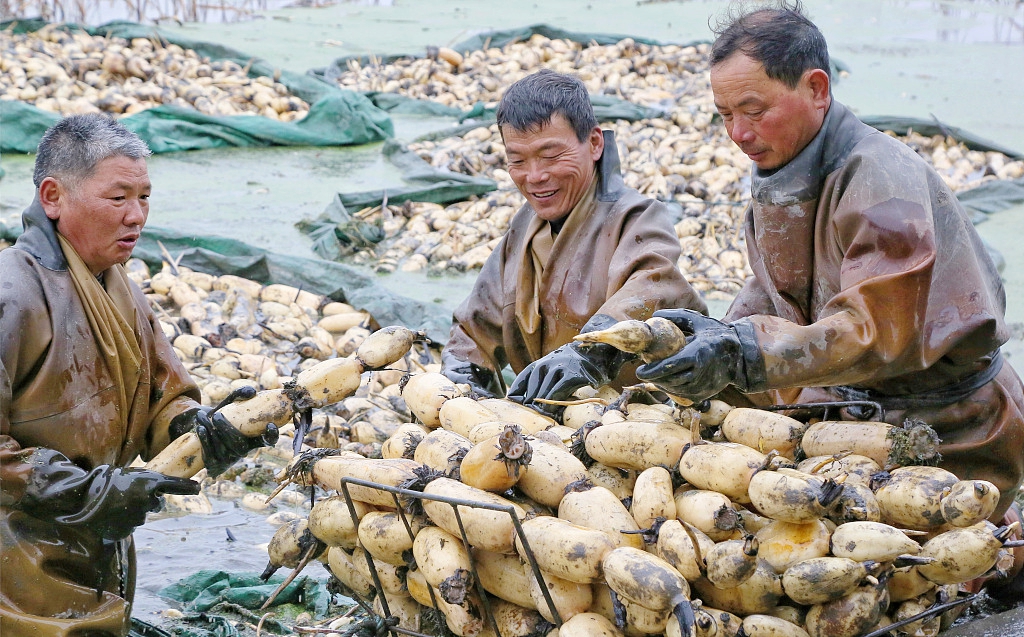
[
  {"left": 441, "top": 69, "right": 706, "bottom": 408},
  {"left": 0, "top": 114, "right": 276, "bottom": 636},
  {"left": 636, "top": 2, "right": 1023, "bottom": 599}
]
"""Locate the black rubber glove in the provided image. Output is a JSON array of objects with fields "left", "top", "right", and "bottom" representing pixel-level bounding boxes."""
[
  {"left": 169, "top": 406, "right": 280, "bottom": 478},
  {"left": 441, "top": 350, "right": 504, "bottom": 399},
  {"left": 635, "top": 309, "right": 767, "bottom": 402},
  {"left": 507, "top": 314, "right": 637, "bottom": 413},
  {"left": 20, "top": 449, "right": 200, "bottom": 541}
]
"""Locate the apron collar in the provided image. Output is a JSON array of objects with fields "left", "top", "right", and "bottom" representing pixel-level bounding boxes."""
[
  {"left": 751, "top": 100, "right": 875, "bottom": 206},
  {"left": 596, "top": 129, "right": 625, "bottom": 202},
  {"left": 16, "top": 196, "right": 68, "bottom": 271}
]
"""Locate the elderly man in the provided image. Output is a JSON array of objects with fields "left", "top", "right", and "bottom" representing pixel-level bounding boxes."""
[
  {"left": 440, "top": 69, "right": 705, "bottom": 408},
  {"left": 636, "top": 2, "right": 1023, "bottom": 598},
  {"left": 0, "top": 114, "right": 276, "bottom": 636}
]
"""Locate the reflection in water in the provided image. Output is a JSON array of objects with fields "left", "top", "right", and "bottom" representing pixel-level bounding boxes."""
[
  {"left": 1, "top": 0, "right": 392, "bottom": 25},
  {"left": 897, "top": 0, "right": 1024, "bottom": 44}
]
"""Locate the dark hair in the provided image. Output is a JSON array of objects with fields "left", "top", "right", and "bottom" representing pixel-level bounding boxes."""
[
  {"left": 496, "top": 69, "right": 597, "bottom": 142},
  {"left": 710, "top": 1, "right": 831, "bottom": 88},
  {"left": 33, "top": 113, "right": 151, "bottom": 188}
]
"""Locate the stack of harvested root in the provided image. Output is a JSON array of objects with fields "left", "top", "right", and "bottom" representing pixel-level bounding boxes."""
[
  {"left": 401, "top": 120, "right": 1023, "bottom": 300},
  {"left": 146, "top": 322, "right": 423, "bottom": 478},
  {"left": 260, "top": 358, "right": 1020, "bottom": 637},
  {"left": 121, "top": 257, "right": 445, "bottom": 468},
  {"left": 335, "top": 37, "right": 709, "bottom": 113},
  {"left": 126, "top": 258, "right": 427, "bottom": 406},
  {"left": 0, "top": 24, "right": 310, "bottom": 120},
  {"left": 331, "top": 33, "right": 1024, "bottom": 299}
]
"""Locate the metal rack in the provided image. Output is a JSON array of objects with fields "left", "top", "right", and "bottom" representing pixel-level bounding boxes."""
[{"left": 335, "top": 476, "right": 562, "bottom": 637}]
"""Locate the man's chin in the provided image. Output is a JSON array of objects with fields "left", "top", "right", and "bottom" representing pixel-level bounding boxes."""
[{"left": 532, "top": 202, "right": 569, "bottom": 222}]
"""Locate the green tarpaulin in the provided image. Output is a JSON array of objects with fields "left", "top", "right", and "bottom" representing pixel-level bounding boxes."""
[
  {"left": 0, "top": 19, "right": 393, "bottom": 153},
  {"left": 955, "top": 176, "right": 1024, "bottom": 222},
  {"left": 159, "top": 570, "right": 330, "bottom": 616},
  {"left": 153, "top": 570, "right": 338, "bottom": 636},
  {"left": 362, "top": 88, "right": 667, "bottom": 123}
]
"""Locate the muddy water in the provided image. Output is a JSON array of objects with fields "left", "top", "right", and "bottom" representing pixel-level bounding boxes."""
[{"left": 131, "top": 497, "right": 303, "bottom": 620}]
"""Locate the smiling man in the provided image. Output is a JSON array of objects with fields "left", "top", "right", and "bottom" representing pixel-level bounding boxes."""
[
  {"left": 0, "top": 114, "right": 275, "bottom": 636},
  {"left": 634, "top": 1, "right": 1023, "bottom": 599},
  {"left": 441, "top": 69, "right": 705, "bottom": 407}
]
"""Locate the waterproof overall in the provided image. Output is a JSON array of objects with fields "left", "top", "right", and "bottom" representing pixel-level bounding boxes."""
[
  {"left": 0, "top": 201, "right": 201, "bottom": 637},
  {"left": 725, "top": 101, "right": 1024, "bottom": 517},
  {"left": 444, "top": 130, "right": 707, "bottom": 385}
]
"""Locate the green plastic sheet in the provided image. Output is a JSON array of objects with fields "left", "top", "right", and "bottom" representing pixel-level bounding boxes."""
[
  {"left": 956, "top": 176, "right": 1024, "bottom": 222},
  {"left": 339, "top": 139, "right": 497, "bottom": 209},
  {"left": 0, "top": 19, "right": 393, "bottom": 154},
  {"left": 159, "top": 570, "right": 330, "bottom": 615},
  {"left": 362, "top": 88, "right": 667, "bottom": 123},
  {"left": 447, "top": 23, "right": 670, "bottom": 51},
  {"left": 152, "top": 570, "right": 339, "bottom": 636}
]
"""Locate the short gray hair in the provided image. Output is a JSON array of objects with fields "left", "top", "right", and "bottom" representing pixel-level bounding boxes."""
[
  {"left": 33, "top": 114, "right": 151, "bottom": 188},
  {"left": 496, "top": 69, "right": 597, "bottom": 143}
]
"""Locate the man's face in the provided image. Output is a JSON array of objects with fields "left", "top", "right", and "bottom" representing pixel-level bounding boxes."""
[
  {"left": 711, "top": 53, "right": 831, "bottom": 171},
  {"left": 502, "top": 113, "right": 604, "bottom": 222},
  {"left": 40, "top": 155, "right": 151, "bottom": 275}
]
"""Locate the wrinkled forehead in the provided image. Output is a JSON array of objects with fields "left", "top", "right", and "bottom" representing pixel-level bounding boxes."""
[
  {"left": 71, "top": 155, "right": 152, "bottom": 192},
  {"left": 502, "top": 113, "right": 581, "bottom": 146}
]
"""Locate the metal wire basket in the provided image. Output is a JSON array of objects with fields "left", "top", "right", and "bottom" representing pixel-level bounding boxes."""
[{"left": 334, "top": 475, "right": 562, "bottom": 637}]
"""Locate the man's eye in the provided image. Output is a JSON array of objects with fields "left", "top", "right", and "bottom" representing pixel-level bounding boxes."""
[{"left": 140, "top": 194, "right": 150, "bottom": 201}]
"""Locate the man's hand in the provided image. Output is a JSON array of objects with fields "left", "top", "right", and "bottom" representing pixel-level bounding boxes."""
[
  {"left": 19, "top": 449, "right": 200, "bottom": 541},
  {"left": 635, "top": 309, "right": 766, "bottom": 402},
  {"left": 440, "top": 350, "right": 503, "bottom": 398},
  {"left": 169, "top": 404, "right": 279, "bottom": 478},
  {"left": 507, "top": 344, "right": 612, "bottom": 414},
  {"left": 56, "top": 467, "right": 200, "bottom": 541},
  {"left": 507, "top": 314, "right": 636, "bottom": 414}
]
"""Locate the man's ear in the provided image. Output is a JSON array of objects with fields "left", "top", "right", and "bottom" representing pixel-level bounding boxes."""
[
  {"left": 806, "top": 68, "right": 831, "bottom": 108},
  {"left": 589, "top": 126, "right": 605, "bottom": 162},
  {"left": 38, "top": 177, "right": 63, "bottom": 221}
]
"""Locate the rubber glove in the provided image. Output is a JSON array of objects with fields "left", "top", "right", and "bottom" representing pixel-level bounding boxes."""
[
  {"left": 169, "top": 405, "right": 279, "bottom": 478},
  {"left": 440, "top": 349, "right": 504, "bottom": 398},
  {"left": 507, "top": 314, "right": 636, "bottom": 413},
  {"left": 20, "top": 449, "right": 200, "bottom": 541},
  {"left": 635, "top": 309, "right": 767, "bottom": 402}
]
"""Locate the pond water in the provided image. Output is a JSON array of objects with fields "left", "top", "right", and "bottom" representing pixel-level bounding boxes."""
[
  {"left": 132, "top": 497, "right": 296, "bottom": 620},
  {"left": 1, "top": 0, "right": 395, "bottom": 26},
  {"left": 894, "top": 0, "right": 1024, "bottom": 44}
]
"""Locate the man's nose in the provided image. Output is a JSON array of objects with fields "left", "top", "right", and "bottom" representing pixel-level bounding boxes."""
[
  {"left": 124, "top": 199, "right": 147, "bottom": 225},
  {"left": 729, "top": 118, "right": 755, "bottom": 145},
  {"left": 526, "top": 162, "right": 548, "bottom": 183}
]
